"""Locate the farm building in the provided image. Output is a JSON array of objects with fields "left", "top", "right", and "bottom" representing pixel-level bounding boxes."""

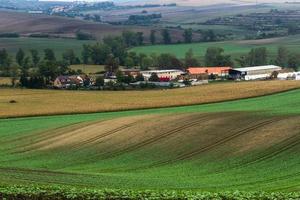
[
  {"left": 229, "top": 65, "right": 282, "bottom": 80},
  {"left": 121, "top": 69, "right": 141, "bottom": 78},
  {"left": 187, "top": 67, "right": 232, "bottom": 77},
  {"left": 141, "top": 70, "right": 185, "bottom": 82}
]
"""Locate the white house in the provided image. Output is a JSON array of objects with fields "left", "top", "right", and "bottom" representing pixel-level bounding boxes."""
[{"left": 141, "top": 70, "right": 185, "bottom": 81}]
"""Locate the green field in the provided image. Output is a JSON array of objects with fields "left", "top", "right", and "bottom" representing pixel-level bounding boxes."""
[
  {"left": 132, "top": 35, "right": 300, "bottom": 61},
  {"left": 1, "top": 89, "right": 300, "bottom": 193},
  {"left": 0, "top": 37, "right": 95, "bottom": 59}
]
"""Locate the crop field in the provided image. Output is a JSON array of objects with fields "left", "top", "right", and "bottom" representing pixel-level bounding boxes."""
[
  {"left": 1, "top": 80, "right": 300, "bottom": 118},
  {"left": 0, "top": 37, "right": 95, "bottom": 59},
  {"left": 132, "top": 34, "right": 300, "bottom": 60},
  {"left": 0, "top": 86, "right": 300, "bottom": 197}
]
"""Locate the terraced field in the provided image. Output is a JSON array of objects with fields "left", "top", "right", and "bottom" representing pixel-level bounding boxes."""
[{"left": 0, "top": 88, "right": 300, "bottom": 192}]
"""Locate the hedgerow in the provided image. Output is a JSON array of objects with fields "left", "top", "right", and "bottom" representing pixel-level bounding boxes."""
[{"left": 0, "top": 185, "right": 300, "bottom": 200}]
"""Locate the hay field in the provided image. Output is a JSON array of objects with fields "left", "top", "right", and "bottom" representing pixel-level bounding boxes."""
[
  {"left": 1, "top": 80, "right": 300, "bottom": 118},
  {"left": 1, "top": 89, "right": 300, "bottom": 191}
]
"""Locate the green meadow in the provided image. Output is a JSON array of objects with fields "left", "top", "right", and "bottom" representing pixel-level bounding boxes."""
[
  {"left": 0, "top": 37, "right": 95, "bottom": 59},
  {"left": 132, "top": 35, "right": 300, "bottom": 60}
]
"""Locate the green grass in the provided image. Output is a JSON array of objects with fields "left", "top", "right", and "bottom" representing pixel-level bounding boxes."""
[
  {"left": 0, "top": 37, "right": 95, "bottom": 59},
  {"left": 0, "top": 89, "right": 300, "bottom": 192},
  {"left": 132, "top": 34, "right": 300, "bottom": 61}
]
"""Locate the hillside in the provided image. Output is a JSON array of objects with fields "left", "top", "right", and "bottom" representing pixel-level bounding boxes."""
[
  {"left": 132, "top": 34, "right": 300, "bottom": 59},
  {"left": 0, "top": 88, "right": 300, "bottom": 191},
  {"left": 0, "top": 11, "right": 147, "bottom": 40}
]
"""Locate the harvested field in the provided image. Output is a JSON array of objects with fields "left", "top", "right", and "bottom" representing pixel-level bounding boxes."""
[{"left": 0, "top": 80, "right": 300, "bottom": 118}]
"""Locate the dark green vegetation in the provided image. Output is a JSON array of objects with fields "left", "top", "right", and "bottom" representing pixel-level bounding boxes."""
[
  {"left": 1, "top": 186, "right": 300, "bottom": 200},
  {"left": 1, "top": 89, "right": 300, "bottom": 194}
]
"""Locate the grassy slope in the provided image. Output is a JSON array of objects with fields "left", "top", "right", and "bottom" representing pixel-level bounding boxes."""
[
  {"left": 0, "top": 37, "right": 95, "bottom": 59},
  {"left": 0, "top": 89, "right": 300, "bottom": 191},
  {"left": 132, "top": 35, "right": 300, "bottom": 60}
]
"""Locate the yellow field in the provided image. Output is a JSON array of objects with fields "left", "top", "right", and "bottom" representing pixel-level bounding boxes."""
[
  {"left": 0, "top": 77, "right": 13, "bottom": 86},
  {"left": 70, "top": 65, "right": 106, "bottom": 74},
  {"left": 1, "top": 80, "right": 300, "bottom": 118}
]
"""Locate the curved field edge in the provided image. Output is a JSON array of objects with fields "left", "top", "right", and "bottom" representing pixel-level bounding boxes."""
[
  {"left": 1, "top": 186, "right": 300, "bottom": 200},
  {"left": 1, "top": 80, "right": 300, "bottom": 118}
]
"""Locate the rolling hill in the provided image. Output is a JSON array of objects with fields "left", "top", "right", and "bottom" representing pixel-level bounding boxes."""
[{"left": 0, "top": 87, "right": 300, "bottom": 192}]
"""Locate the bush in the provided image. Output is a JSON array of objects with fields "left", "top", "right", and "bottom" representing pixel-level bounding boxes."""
[{"left": 0, "top": 33, "right": 19, "bottom": 38}]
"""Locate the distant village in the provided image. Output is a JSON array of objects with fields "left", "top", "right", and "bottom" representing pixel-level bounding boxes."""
[{"left": 53, "top": 65, "right": 300, "bottom": 90}]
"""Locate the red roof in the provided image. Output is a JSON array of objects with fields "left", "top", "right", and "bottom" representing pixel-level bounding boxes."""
[{"left": 188, "top": 67, "right": 232, "bottom": 75}]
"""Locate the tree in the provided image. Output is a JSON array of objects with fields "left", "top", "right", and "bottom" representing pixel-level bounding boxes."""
[
  {"left": 157, "top": 53, "right": 184, "bottom": 70},
  {"left": 0, "top": 49, "right": 11, "bottom": 76},
  {"left": 44, "top": 49, "right": 56, "bottom": 62},
  {"left": 38, "top": 60, "right": 59, "bottom": 83},
  {"left": 16, "top": 48, "right": 25, "bottom": 66},
  {"left": 82, "top": 44, "right": 91, "bottom": 64},
  {"left": 136, "top": 32, "right": 144, "bottom": 45},
  {"left": 276, "top": 46, "right": 289, "bottom": 68},
  {"left": 203, "top": 30, "right": 216, "bottom": 42},
  {"left": 140, "top": 57, "right": 153, "bottom": 70},
  {"left": 30, "top": 49, "right": 40, "bottom": 67},
  {"left": 124, "top": 57, "right": 135, "bottom": 68},
  {"left": 183, "top": 29, "right": 193, "bottom": 43},
  {"left": 185, "top": 49, "right": 199, "bottom": 68},
  {"left": 205, "top": 47, "right": 233, "bottom": 66},
  {"left": 288, "top": 54, "right": 300, "bottom": 71},
  {"left": 287, "top": 24, "right": 298, "bottom": 35},
  {"left": 105, "top": 54, "right": 119, "bottom": 73},
  {"left": 9, "top": 64, "right": 19, "bottom": 87},
  {"left": 248, "top": 47, "right": 268, "bottom": 66},
  {"left": 90, "top": 43, "right": 111, "bottom": 65},
  {"left": 161, "top": 29, "right": 171, "bottom": 44},
  {"left": 63, "top": 49, "right": 78, "bottom": 65},
  {"left": 149, "top": 72, "right": 160, "bottom": 82},
  {"left": 103, "top": 36, "right": 127, "bottom": 64},
  {"left": 150, "top": 30, "right": 156, "bottom": 45},
  {"left": 95, "top": 76, "right": 104, "bottom": 88}
]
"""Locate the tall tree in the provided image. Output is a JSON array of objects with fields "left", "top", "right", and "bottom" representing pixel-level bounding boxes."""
[
  {"left": 105, "top": 54, "right": 119, "bottom": 73},
  {"left": 90, "top": 43, "right": 111, "bottom": 65},
  {"left": 30, "top": 49, "right": 40, "bottom": 67},
  {"left": 276, "top": 46, "right": 289, "bottom": 68},
  {"left": 63, "top": 49, "right": 78, "bottom": 65},
  {"left": 185, "top": 49, "right": 199, "bottom": 68},
  {"left": 44, "top": 49, "right": 56, "bottom": 62},
  {"left": 248, "top": 47, "right": 268, "bottom": 66},
  {"left": 161, "top": 29, "right": 171, "bottom": 44},
  {"left": 16, "top": 48, "right": 25, "bottom": 66},
  {"left": 183, "top": 29, "right": 193, "bottom": 43},
  {"left": 136, "top": 32, "right": 144, "bottom": 45},
  {"left": 150, "top": 30, "right": 156, "bottom": 45},
  {"left": 0, "top": 49, "right": 11, "bottom": 75},
  {"left": 82, "top": 44, "right": 91, "bottom": 64},
  {"left": 288, "top": 53, "right": 300, "bottom": 71},
  {"left": 205, "top": 47, "right": 233, "bottom": 66}
]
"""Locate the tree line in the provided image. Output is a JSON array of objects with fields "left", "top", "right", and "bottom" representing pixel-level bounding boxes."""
[{"left": 0, "top": 37, "right": 299, "bottom": 88}]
